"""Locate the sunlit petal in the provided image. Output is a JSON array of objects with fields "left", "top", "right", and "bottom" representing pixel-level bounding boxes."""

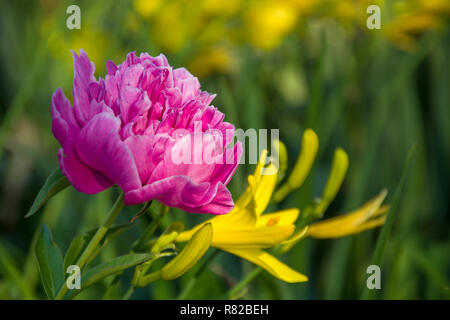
[
  {"left": 212, "top": 225, "right": 294, "bottom": 249},
  {"left": 224, "top": 248, "right": 308, "bottom": 283},
  {"left": 257, "top": 209, "right": 300, "bottom": 227},
  {"left": 307, "top": 190, "right": 388, "bottom": 238}
]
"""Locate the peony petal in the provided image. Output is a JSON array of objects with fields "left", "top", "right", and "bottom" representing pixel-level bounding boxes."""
[
  {"left": 72, "top": 50, "right": 97, "bottom": 126},
  {"left": 58, "top": 149, "right": 112, "bottom": 194},
  {"left": 190, "top": 183, "right": 234, "bottom": 214},
  {"left": 148, "top": 132, "right": 219, "bottom": 185},
  {"left": 119, "top": 64, "right": 151, "bottom": 123},
  {"left": 52, "top": 88, "right": 113, "bottom": 194},
  {"left": 173, "top": 67, "right": 200, "bottom": 104},
  {"left": 124, "top": 176, "right": 233, "bottom": 214},
  {"left": 75, "top": 112, "right": 141, "bottom": 192},
  {"left": 51, "top": 88, "right": 79, "bottom": 151},
  {"left": 124, "top": 134, "right": 158, "bottom": 184},
  {"left": 106, "top": 60, "right": 118, "bottom": 75},
  {"left": 210, "top": 142, "right": 243, "bottom": 185}
]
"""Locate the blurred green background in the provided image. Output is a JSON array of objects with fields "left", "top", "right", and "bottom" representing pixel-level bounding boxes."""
[{"left": 0, "top": 0, "right": 449, "bottom": 299}]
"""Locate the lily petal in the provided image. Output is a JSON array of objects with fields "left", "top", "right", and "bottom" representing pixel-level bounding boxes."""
[
  {"left": 307, "top": 190, "right": 388, "bottom": 238},
  {"left": 177, "top": 224, "right": 294, "bottom": 249},
  {"left": 211, "top": 224, "right": 294, "bottom": 249},
  {"left": 257, "top": 209, "right": 300, "bottom": 227},
  {"left": 224, "top": 248, "right": 308, "bottom": 283}
]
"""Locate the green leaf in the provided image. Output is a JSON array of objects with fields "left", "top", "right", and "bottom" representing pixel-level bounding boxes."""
[
  {"left": 63, "top": 233, "right": 90, "bottom": 273},
  {"left": 34, "top": 224, "right": 64, "bottom": 300},
  {"left": 25, "top": 168, "right": 70, "bottom": 218},
  {"left": 99, "top": 223, "right": 133, "bottom": 247},
  {"left": 64, "top": 223, "right": 133, "bottom": 271},
  {"left": 361, "top": 145, "right": 416, "bottom": 300},
  {"left": 69, "top": 253, "right": 152, "bottom": 298}
]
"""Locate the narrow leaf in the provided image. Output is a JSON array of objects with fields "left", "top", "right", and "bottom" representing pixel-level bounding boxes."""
[
  {"left": 64, "top": 223, "right": 132, "bottom": 271},
  {"left": 25, "top": 168, "right": 70, "bottom": 218},
  {"left": 63, "top": 233, "right": 91, "bottom": 272},
  {"left": 69, "top": 253, "right": 152, "bottom": 298},
  {"left": 34, "top": 224, "right": 64, "bottom": 299},
  {"left": 361, "top": 145, "right": 416, "bottom": 299}
]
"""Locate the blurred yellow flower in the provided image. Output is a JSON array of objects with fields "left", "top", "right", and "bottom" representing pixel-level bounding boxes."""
[
  {"left": 386, "top": 12, "right": 446, "bottom": 50},
  {"left": 134, "top": 0, "right": 162, "bottom": 18},
  {"left": 132, "top": 0, "right": 448, "bottom": 75},
  {"left": 386, "top": 0, "right": 449, "bottom": 50},
  {"left": 189, "top": 46, "right": 237, "bottom": 77},
  {"left": 244, "top": 0, "right": 299, "bottom": 49},
  {"left": 151, "top": 2, "right": 193, "bottom": 52},
  {"left": 201, "top": 0, "right": 241, "bottom": 16},
  {"left": 420, "top": 0, "right": 450, "bottom": 14}
]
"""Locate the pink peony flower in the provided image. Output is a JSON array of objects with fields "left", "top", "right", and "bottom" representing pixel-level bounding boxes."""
[{"left": 51, "top": 50, "right": 242, "bottom": 214}]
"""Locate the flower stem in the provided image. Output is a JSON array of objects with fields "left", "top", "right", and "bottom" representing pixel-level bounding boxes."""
[
  {"left": 136, "top": 271, "right": 161, "bottom": 287},
  {"left": 132, "top": 205, "right": 169, "bottom": 251},
  {"left": 122, "top": 285, "right": 135, "bottom": 300},
  {"left": 55, "top": 192, "right": 124, "bottom": 300},
  {"left": 224, "top": 267, "right": 262, "bottom": 299}
]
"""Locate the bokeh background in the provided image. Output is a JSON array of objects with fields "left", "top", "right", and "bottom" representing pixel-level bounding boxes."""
[{"left": 0, "top": 0, "right": 449, "bottom": 299}]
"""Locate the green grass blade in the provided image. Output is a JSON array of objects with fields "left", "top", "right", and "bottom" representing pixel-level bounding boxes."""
[{"left": 361, "top": 145, "right": 416, "bottom": 299}]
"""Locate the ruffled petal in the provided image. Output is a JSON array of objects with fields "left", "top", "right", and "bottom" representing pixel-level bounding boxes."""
[
  {"left": 58, "top": 149, "right": 112, "bottom": 194},
  {"left": 124, "top": 176, "right": 233, "bottom": 214},
  {"left": 173, "top": 67, "right": 201, "bottom": 104},
  {"left": 190, "top": 183, "right": 234, "bottom": 215},
  {"left": 72, "top": 50, "right": 97, "bottom": 126},
  {"left": 124, "top": 134, "right": 161, "bottom": 184},
  {"left": 148, "top": 132, "right": 219, "bottom": 185},
  {"left": 210, "top": 142, "right": 243, "bottom": 185},
  {"left": 75, "top": 112, "right": 141, "bottom": 192},
  {"left": 51, "top": 88, "right": 79, "bottom": 151}
]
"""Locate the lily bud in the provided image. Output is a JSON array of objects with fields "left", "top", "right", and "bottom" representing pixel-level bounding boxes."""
[{"left": 160, "top": 223, "right": 213, "bottom": 280}]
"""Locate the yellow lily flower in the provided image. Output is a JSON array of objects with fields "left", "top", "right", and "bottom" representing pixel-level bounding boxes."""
[
  {"left": 177, "top": 150, "right": 308, "bottom": 283},
  {"left": 177, "top": 129, "right": 389, "bottom": 284}
]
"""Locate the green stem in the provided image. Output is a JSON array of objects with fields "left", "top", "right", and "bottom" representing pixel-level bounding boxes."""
[
  {"left": 132, "top": 205, "right": 169, "bottom": 251},
  {"left": 136, "top": 271, "right": 161, "bottom": 287},
  {"left": 122, "top": 285, "right": 135, "bottom": 300},
  {"left": 225, "top": 267, "right": 263, "bottom": 299},
  {"left": 113, "top": 205, "right": 169, "bottom": 300},
  {"left": 55, "top": 192, "right": 124, "bottom": 300}
]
